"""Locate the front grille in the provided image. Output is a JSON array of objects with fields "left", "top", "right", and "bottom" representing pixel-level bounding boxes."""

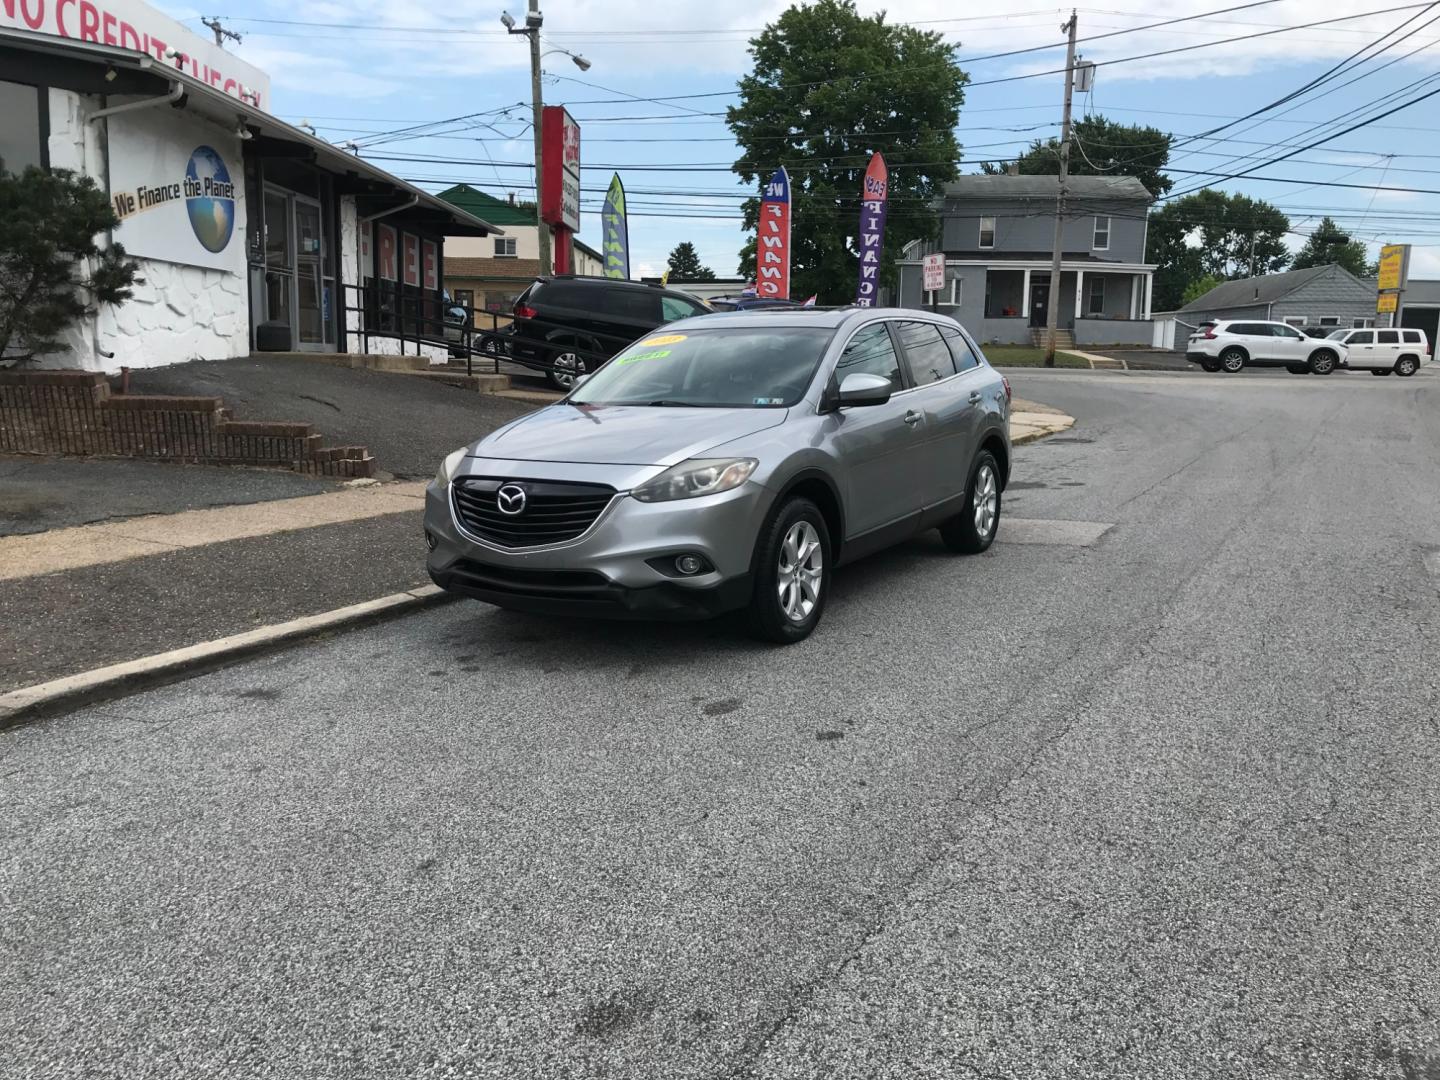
[{"left": 451, "top": 477, "right": 615, "bottom": 548}]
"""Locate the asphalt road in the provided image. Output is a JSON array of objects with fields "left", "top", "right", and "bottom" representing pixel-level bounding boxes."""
[
  {"left": 0, "top": 455, "right": 339, "bottom": 537},
  {"left": 132, "top": 358, "right": 533, "bottom": 479},
  {"left": 5, "top": 369, "right": 1440, "bottom": 1079}
]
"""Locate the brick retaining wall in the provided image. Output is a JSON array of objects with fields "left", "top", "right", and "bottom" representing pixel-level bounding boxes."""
[{"left": 0, "top": 371, "right": 374, "bottom": 478}]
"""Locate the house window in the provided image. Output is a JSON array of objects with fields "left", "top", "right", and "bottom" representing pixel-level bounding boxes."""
[
  {"left": 1317, "top": 316, "right": 1340, "bottom": 327},
  {"left": 454, "top": 289, "right": 474, "bottom": 308},
  {"left": 1283, "top": 316, "right": 1307, "bottom": 328},
  {"left": 1093, "top": 215, "right": 1110, "bottom": 251},
  {"left": 978, "top": 216, "right": 996, "bottom": 249},
  {"left": 1352, "top": 317, "right": 1376, "bottom": 328},
  {"left": 1087, "top": 277, "right": 1105, "bottom": 315},
  {"left": 494, "top": 237, "right": 518, "bottom": 258}
]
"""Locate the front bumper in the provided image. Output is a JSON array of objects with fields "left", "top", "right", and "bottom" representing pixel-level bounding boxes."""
[{"left": 423, "top": 471, "right": 773, "bottom": 621}]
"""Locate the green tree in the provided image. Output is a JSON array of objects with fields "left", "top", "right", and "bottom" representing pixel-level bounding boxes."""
[
  {"left": 982, "top": 116, "right": 1174, "bottom": 197},
  {"left": 1290, "top": 216, "right": 1371, "bottom": 277},
  {"left": 0, "top": 166, "right": 139, "bottom": 364},
  {"left": 1146, "top": 189, "right": 1290, "bottom": 310},
  {"left": 727, "top": 0, "right": 967, "bottom": 302},
  {"left": 666, "top": 241, "right": 715, "bottom": 281},
  {"left": 1181, "top": 274, "right": 1223, "bottom": 307}
]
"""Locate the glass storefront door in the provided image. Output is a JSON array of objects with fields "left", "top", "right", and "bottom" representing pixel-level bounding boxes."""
[
  {"left": 259, "top": 186, "right": 334, "bottom": 351},
  {"left": 295, "top": 198, "right": 325, "bottom": 346},
  {"left": 263, "top": 189, "right": 293, "bottom": 336}
]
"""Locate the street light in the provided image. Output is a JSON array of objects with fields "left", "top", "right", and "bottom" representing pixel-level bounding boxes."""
[
  {"left": 503, "top": 3, "right": 592, "bottom": 275},
  {"left": 543, "top": 47, "right": 590, "bottom": 71}
]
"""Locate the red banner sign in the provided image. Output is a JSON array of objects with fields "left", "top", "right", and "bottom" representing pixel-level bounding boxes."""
[{"left": 757, "top": 167, "right": 791, "bottom": 301}]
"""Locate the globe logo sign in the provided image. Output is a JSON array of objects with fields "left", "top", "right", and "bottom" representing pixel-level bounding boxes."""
[{"left": 184, "top": 146, "right": 236, "bottom": 254}]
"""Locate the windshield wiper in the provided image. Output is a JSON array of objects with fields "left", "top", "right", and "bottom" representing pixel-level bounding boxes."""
[{"left": 646, "top": 399, "right": 700, "bottom": 407}]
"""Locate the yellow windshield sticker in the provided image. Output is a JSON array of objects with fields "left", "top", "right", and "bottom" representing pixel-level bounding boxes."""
[
  {"left": 638, "top": 333, "right": 687, "bottom": 347},
  {"left": 616, "top": 348, "right": 673, "bottom": 366}
]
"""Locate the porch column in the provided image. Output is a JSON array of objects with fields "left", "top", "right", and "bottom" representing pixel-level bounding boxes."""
[
  {"left": 1129, "top": 275, "right": 1139, "bottom": 320},
  {"left": 1142, "top": 273, "right": 1153, "bottom": 319},
  {"left": 1073, "top": 268, "right": 1084, "bottom": 327},
  {"left": 1021, "top": 268, "right": 1032, "bottom": 319}
]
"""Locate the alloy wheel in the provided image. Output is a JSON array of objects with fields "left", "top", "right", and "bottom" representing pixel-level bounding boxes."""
[
  {"left": 776, "top": 520, "right": 823, "bottom": 623},
  {"left": 973, "top": 463, "right": 998, "bottom": 538},
  {"left": 551, "top": 352, "right": 585, "bottom": 389}
]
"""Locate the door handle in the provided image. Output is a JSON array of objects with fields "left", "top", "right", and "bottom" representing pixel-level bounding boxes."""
[
  {"left": 903, "top": 410, "right": 922, "bottom": 426},
  {"left": 968, "top": 391, "right": 983, "bottom": 404}
]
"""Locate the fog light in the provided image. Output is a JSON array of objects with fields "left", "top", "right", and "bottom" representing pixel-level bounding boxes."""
[
  {"left": 425, "top": 530, "right": 439, "bottom": 551},
  {"left": 675, "top": 554, "right": 706, "bottom": 575}
]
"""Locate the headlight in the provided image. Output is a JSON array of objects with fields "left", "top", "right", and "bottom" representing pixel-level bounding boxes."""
[
  {"left": 630, "top": 458, "right": 758, "bottom": 503},
  {"left": 435, "top": 447, "right": 467, "bottom": 487}
]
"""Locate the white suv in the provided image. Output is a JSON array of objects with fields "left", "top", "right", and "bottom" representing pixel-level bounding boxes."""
[
  {"left": 1326, "top": 326, "right": 1431, "bottom": 376},
  {"left": 1187, "top": 320, "right": 1346, "bottom": 375}
]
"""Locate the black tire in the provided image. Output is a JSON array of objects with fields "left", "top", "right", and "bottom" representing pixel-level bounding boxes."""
[
  {"left": 1286, "top": 364, "right": 1308, "bottom": 375},
  {"left": 1308, "top": 349, "right": 1338, "bottom": 375},
  {"left": 1199, "top": 358, "right": 1222, "bottom": 373},
  {"left": 940, "top": 450, "right": 1002, "bottom": 555},
  {"left": 1220, "top": 347, "right": 1246, "bottom": 374},
  {"left": 746, "top": 497, "right": 832, "bottom": 644},
  {"left": 1396, "top": 356, "right": 1420, "bottom": 377},
  {"left": 1371, "top": 369, "right": 1387, "bottom": 376}
]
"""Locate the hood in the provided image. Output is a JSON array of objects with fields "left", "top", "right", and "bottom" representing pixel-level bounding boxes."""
[{"left": 471, "top": 404, "right": 788, "bottom": 467}]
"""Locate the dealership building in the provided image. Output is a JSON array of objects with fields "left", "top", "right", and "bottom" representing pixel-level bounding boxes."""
[{"left": 1, "top": 2, "right": 502, "bottom": 371}]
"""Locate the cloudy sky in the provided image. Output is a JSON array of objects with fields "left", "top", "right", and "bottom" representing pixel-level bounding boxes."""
[{"left": 163, "top": 0, "right": 1440, "bottom": 278}]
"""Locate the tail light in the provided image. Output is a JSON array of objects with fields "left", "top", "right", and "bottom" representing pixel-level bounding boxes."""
[
  {"left": 513, "top": 303, "right": 537, "bottom": 320},
  {"left": 1202, "top": 326, "right": 1217, "bottom": 339},
  {"left": 1002, "top": 375, "right": 1012, "bottom": 403}
]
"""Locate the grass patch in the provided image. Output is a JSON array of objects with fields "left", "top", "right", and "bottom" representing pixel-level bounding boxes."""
[{"left": 981, "top": 345, "right": 1090, "bottom": 368}]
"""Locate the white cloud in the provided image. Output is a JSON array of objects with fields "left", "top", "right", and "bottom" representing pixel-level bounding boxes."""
[{"left": 1409, "top": 248, "right": 1440, "bottom": 276}]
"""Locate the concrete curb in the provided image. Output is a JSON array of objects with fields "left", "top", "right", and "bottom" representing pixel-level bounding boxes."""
[{"left": 0, "top": 585, "right": 456, "bottom": 730}]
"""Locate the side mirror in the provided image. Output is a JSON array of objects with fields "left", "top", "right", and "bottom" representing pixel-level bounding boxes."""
[
  {"left": 837, "top": 372, "right": 892, "bottom": 408},
  {"left": 572, "top": 372, "right": 591, "bottom": 388}
]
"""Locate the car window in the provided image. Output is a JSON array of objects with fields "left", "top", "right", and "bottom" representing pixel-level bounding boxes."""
[
  {"left": 1229, "top": 323, "right": 1261, "bottom": 336},
  {"left": 1403, "top": 330, "right": 1424, "bottom": 344},
  {"left": 661, "top": 294, "right": 710, "bottom": 321},
  {"left": 1378, "top": 330, "right": 1399, "bottom": 344},
  {"left": 834, "top": 323, "right": 902, "bottom": 390},
  {"left": 568, "top": 327, "right": 833, "bottom": 408},
  {"left": 1348, "top": 331, "right": 1373, "bottom": 345},
  {"left": 533, "top": 281, "right": 590, "bottom": 307},
  {"left": 894, "top": 321, "right": 956, "bottom": 386},
  {"left": 606, "top": 288, "right": 661, "bottom": 322},
  {"left": 939, "top": 325, "right": 981, "bottom": 371},
  {"left": 1273, "top": 325, "right": 1303, "bottom": 340}
]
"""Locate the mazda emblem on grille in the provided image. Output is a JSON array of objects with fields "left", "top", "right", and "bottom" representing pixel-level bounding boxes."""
[{"left": 496, "top": 484, "right": 528, "bottom": 515}]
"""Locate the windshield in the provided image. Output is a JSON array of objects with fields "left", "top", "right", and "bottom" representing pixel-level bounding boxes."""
[
  {"left": 1326, "top": 329, "right": 1349, "bottom": 340},
  {"left": 569, "top": 327, "right": 834, "bottom": 408}
]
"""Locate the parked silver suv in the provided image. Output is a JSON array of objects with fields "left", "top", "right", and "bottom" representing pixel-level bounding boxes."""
[{"left": 425, "top": 308, "right": 1011, "bottom": 642}]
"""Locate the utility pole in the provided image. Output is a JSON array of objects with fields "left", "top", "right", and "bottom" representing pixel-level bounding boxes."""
[
  {"left": 1043, "top": 10, "right": 1078, "bottom": 367},
  {"left": 201, "top": 17, "right": 242, "bottom": 48},
  {"left": 527, "top": 1, "right": 550, "bottom": 277}
]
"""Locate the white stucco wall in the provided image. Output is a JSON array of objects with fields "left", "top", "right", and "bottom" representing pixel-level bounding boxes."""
[
  {"left": 27, "top": 88, "right": 249, "bottom": 373},
  {"left": 339, "top": 195, "right": 362, "bottom": 342}
]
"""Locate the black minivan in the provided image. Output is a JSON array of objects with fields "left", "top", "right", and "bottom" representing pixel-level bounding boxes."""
[{"left": 507, "top": 277, "right": 712, "bottom": 389}]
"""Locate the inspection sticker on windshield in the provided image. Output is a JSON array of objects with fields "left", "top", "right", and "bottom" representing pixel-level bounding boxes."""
[
  {"left": 638, "top": 333, "right": 687, "bottom": 347},
  {"left": 617, "top": 348, "right": 672, "bottom": 366},
  {"left": 753, "top": 397, "right": 784, "bottom": 405}
]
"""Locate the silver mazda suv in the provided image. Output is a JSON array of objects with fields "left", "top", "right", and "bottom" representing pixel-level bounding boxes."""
[{"left": 425, "top": 307, "right": 1011, "bottom": 642}]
